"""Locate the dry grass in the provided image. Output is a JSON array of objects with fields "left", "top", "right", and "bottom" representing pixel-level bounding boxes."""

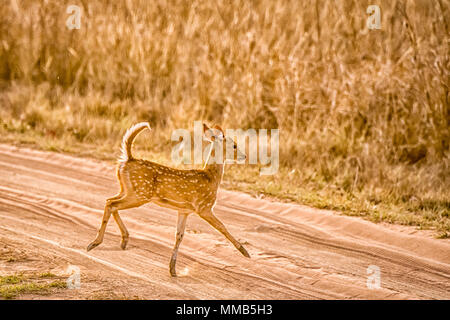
[{"left": 0, "top": 0, "right": 448, "bottom": 235}]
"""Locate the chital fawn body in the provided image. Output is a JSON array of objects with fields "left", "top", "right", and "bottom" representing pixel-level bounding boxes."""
[{"left": 87, "top": 122, "right": 250, "bottom": 276}]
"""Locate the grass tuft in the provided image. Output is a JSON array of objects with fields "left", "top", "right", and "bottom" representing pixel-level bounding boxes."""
[{"left": 0, "top": 273, "right": 67, "bottom": 299}]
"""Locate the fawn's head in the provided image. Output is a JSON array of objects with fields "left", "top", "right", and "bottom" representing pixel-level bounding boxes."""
[{"left": 203, "top": 123, "right": 246, "bottom": 163}]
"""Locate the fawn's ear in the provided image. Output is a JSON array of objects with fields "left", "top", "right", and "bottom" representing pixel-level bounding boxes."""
[
  {"left": 213, "top": 125, "right": 224, "bottom": 133},
  {"left": 203, "top": 123, "right": 215, "bottom": 142},
  {"left": 213, "top": 124, "right": 224, "bottom": 141}
]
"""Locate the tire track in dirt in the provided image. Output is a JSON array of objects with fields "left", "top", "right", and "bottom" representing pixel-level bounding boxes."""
[{"left": 0, "top": 143, "right": 449, "bottom": 299}]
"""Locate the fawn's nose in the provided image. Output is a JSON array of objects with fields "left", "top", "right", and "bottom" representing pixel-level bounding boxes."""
[{"left": 237, "top": 153, "right": 246, "bottom": 161}]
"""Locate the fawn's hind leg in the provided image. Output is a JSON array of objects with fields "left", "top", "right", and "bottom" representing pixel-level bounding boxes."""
[
  {"left": 112, "top": 210, "right": 130, "bottom": 250},
  {"left": 87, "top": 194, "right": 145, "bottom": 251},
  {"left": 169, "top": 211, "right": 189, "bottom": 277},
  {"left": 198, "top": 209, "right": 250, "bottom": 258}
]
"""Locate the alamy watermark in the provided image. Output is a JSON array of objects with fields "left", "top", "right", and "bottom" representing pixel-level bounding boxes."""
[
  {"left": 171, "top": 121, "right": 279, "bottom": 176},
  {"left": 66, "top": 265, "right": 81, "bottom": 289},
  {"left": 367, "top": 5, "right": 381, "bottom": 30},
  {"left": 64, "top": 4, "right": 380, "bottom": 31},
  {"left": 366, "top": 265, "right": 381, "bottom": 289},
  {"left": 66, "top": 5, "right": 81, "bottom": 30}
]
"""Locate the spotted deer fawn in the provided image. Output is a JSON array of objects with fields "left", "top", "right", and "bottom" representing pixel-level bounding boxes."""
[{"left": 87, "top": 122, "right": 250, "bottom": 276}]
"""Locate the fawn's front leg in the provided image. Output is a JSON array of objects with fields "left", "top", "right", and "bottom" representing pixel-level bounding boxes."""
[
  {"left": 169, "top": 212, "right": 189, "bottom": 277},
  {"left": 198, "top": 209, "right": 250, "bottom": 258}
]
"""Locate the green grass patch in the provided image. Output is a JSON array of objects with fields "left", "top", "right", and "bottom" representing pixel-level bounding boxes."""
[{"left": 0, "top": 273, "right": 67, "bottom": 299}]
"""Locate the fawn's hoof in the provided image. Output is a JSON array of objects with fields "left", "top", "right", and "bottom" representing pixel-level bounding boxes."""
[
  {"left": 87, "top": 242, "right": 99, "bottom": 252},
  {"left": 169, "top": 259, "right": 177, "bottom": 277},
  {"left": 239, "top": 245, "right": 251, "bottom": 258},
  {"left": 120, "top": 239, "right": 128, "bottom": 250},
  {"left": 169, "top": 265, "right": 177, "bottom": 277}
]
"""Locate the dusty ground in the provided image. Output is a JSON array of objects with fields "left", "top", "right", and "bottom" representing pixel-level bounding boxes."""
[{"left": 0, "top": 143, "right": 449, "bottom": 299}]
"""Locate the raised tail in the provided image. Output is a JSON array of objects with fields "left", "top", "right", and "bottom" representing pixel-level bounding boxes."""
[{"left": 119, "top": 122, "right": 151, "bottom": 162}]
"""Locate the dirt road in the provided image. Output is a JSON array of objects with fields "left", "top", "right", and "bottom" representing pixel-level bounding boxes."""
[{"left": 0, "top": 143, "right": 449, "bottom": 299}]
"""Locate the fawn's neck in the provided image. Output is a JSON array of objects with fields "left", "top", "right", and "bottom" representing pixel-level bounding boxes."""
[{"left": 203, "top": 142, "right": 225, "bottom": 184}]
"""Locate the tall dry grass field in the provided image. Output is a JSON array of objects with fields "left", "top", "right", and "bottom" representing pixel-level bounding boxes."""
[{"left": 0, "top": 0, "right": 449, "bottom": 234}]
